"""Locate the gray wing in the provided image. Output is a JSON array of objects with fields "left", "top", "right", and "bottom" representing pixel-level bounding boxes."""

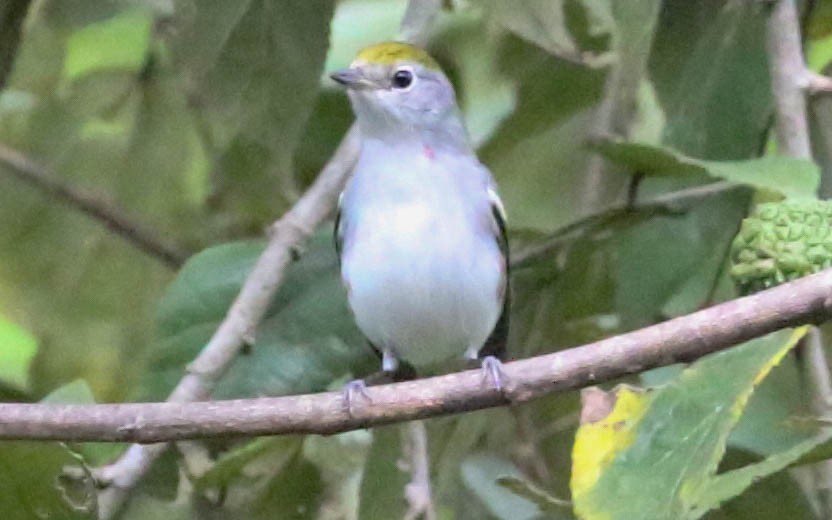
[
  {"left": 334, "top": 193, "right": 345, "bottom": 266},
  {"left": 479, "top": 187, "right": 510, "bottom": 360}
]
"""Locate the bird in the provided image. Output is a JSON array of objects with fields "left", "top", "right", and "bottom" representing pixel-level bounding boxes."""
[{"left": 330, "top": 41, "right": 509, "bottom": 394}]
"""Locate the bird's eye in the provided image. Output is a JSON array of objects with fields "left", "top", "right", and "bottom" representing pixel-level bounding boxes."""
[{"left": 392, "top": 69, "right": 413, "bottom": 89}]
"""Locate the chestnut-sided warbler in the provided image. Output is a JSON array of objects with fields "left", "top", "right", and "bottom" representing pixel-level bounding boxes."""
[{"left": 331, "top": 42, "right": 509, "bottom": 386}]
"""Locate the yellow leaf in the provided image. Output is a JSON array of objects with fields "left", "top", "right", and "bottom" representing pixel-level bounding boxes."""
[{"left": 570, "top": 385, "right": 650, "bottom": 514}]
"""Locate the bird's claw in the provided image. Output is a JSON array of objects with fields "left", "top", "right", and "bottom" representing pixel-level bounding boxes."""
[
  {"left": 342, "top": 379, "right": 372, "bottom": 415},
  {"left": 480, "top": 355, "right": 507, "bottom": 391}
]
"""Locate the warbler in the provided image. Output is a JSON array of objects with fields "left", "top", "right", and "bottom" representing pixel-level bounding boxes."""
[{"left": 331, "top": 42, "right": 509, "bottom": 388}]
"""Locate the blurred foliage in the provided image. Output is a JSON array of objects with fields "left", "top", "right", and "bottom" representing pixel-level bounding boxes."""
[{"left": 1, "top": 0, "right": 832, "bottom": 518}]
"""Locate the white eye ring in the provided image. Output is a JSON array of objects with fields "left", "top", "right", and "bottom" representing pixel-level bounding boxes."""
[{"left": 391, "top": 66, "right": 415, "bottom": 90}]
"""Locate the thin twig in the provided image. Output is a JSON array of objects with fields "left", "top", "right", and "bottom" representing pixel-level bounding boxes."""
[
  {"left": 1, "top": 267, "right": 832, "bottom": 442},
  {"left": 579, "top": 1, "right": 661, "bottom": 213},
  {"left": 580, "top": 66, "right": 622, "bottom": 213},
  {"left": 807, "top": 327, "right": 832, "bottom": 513},
  {"left": 766, "top": 0, "right": 812, "bottom": 158},
  {"left": 403, "top": 421, "right": 436, "bottom": 520},
  {"left": 512, "top": 181, "right": 742, "bottom": 269},
  {"left": 805, "top": 70, "right": 832, "bottom": 95},
  {"left": 93, "top": 2, "right": 443, "bottom": 517},
  {"left": 397, "top": 0, "right": 442, "bottom": 46},
  {"left": 509, "top": 407, "right": 552, "bottom": 485},
  {"left": 0, "top": 143, "right": 189, "bottom": 268}
]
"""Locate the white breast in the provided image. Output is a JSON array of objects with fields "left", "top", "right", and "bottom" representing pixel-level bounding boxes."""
[{"left": 340, "top": 146, "right": 503, "bottom": 368}]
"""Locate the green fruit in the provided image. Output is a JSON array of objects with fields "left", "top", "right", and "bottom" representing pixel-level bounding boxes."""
[{"left": 730, "top": 200, "right": 832, "bottom": 295}]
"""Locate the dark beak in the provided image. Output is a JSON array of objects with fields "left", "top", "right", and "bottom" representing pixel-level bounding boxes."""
[{"left": 330, "top": 68, "right": 371, "bottom": 89}]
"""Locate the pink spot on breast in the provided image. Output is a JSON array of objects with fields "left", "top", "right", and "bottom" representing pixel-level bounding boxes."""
[{"left": 423, "top": 146, "right": 435, "bottom": 160}]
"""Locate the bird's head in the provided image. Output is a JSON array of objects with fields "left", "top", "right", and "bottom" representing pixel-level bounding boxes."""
[{"left": 330, "top": 42, "right": 463, "bottom": 142}]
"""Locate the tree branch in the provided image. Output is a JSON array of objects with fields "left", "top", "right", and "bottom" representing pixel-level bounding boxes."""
[
  {"left": 766, "top": 0, "right": 812, "bottom": 158},
  {"left": 0, "top": 143, "right": 189, "bottom": 268},
  {"left": 403, "top": 420, "right": 436, "bottom": 520},
  {"left": 1, "top": 267, "right": 831, "bottom": 442},
  {"left": 397, "top": 0, "right": 442, "bottom": 46},
  {"left": 579, "top": 1, "right": 661, "bottom": 213},
  {"left": 805, "top": 70, "right": 832, "bottom": 95},
  {"left": 512, "top": 181, "right": 742, "bottom": 269}
]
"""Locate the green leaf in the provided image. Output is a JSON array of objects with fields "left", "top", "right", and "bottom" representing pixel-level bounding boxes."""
[
  {"left": 149, "top": 437, "right": 321, "bottom": 518},
  {"left": 293, "top": 90, "right": 354, "bottom": 188},
  {"left": 63, "top": 9, "right": 152, "bottom": 80},
  {"left": 705, "top": 158, "right": 820, "bottom": 200},
  {"left": 614, "top": 188, "right": 750, "bottom": 328},
  {"left": 807, "top": 0, "right": 832, "bottom": 40},
  {"left": 479, "top": 39, "right": 605, "bottom": 230},
  {"left": 433, "top": 10, "right": 517, "bottom": 146},
  {"left": 571, "top": 327, "right": 813, "bottom": 520},
  {"left": 303, "top": 429, "right": 372, "bottom": 483},
  {"left": 649, "top": 1, "right": 771, "bottom": 159},
  {"left": 461, "top": 453, "right": 543, "bottom": 520},
  {"left": 807, "top": 33, "right": 832, "bottom": 72},
  {"left": 692, "top": 439, "right": 829, "bottom": 519},
  {"left": 169, "top": 0, "right": 335, "bottom": 220},
  {"left": 434, "top": 412, "right": 493, "bottom": 493},
  {"left": 478, "top": 0, "right": 611, "bottom": 230},
  {"left": 324, "top": 0, "right": 409, "bottom": 73},
  {"left": 727, "top": 354, "right": 811, "bottom": 457},
  {"left": 0, "top": 314, "right": 37, "bottom": 391},
  {"left": 511, "top": 227, "right": 620, "bottom": 357},
  {"left": 479, "top": 0, "right": 659, "bottom": 229},
  {"left": 196, "top": 437, "right": 301, "bottom": 493},
  {"left": 701, "top": 449, "right": 815, "bottom": 520},
  {"left": 0, "top": 442, "right": 95, "bottom": 519},
  {"left": 358, "top": 426, "right": 409, "bottom": 520},
  {"left": 141, "top": 230, "right": 375, "bottom": 400},
  {"left": 606, "top": 0, "right": 663, "bottom": 144},
  {"left": 497, "top": 476, "right": 571, "bottom": 514},
  {"left": 593, "top": 139, "right": 820, "bottom": 200},
  {"left": 41, "top": 379, "right": 96, "bottom": 404},
  {"left": 117, "top": 64, "right": 211, "bottom": 215},
  {"left": 484, "top": 0, "right": 586, "bottom": 62},
  {"left": 196, "top": 443, "right": 322, "bottom": 519},
  {"left": 246, "top": 451, "right": 323, "bottom": 519},
  {"left": 630, "top": 79, "right": 666, "bottom": 145},
  {"left": 302, "top": 430, "right": 371, "bottom": 517},
  {"left": 120, "top": 496, "right": 190, "bottom": 520}
]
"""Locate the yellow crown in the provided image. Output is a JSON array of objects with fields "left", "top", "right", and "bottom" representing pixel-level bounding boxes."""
[{"left": 353, "top": 41, "right": 441, "bottom": 71}]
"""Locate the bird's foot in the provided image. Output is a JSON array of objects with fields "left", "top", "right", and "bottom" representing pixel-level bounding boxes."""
[
  {"left": 480, "top": 355, "right": 507, "bottom": 391},
  {"left": 341, "top": 358, "right": 418, "bottom": 415},
  {"left": 342, "top": 379, "right": 372, "bottom": 415}
]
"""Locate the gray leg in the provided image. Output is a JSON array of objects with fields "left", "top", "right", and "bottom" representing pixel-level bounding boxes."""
[
  {"left": 464, "top": 345, "right": 479, "bottom": 361},
  {"left": 342, "top": 379, "right": 371, "bottom": 414},
  {"left": 382, "top": 349, "right": 400, "bottom": 373},
  {"left": 466, "top": 344, "right": 507, "bottom": 391},
  {"left": 480, "top": 355, "right": 506, "bottom": 391}
]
